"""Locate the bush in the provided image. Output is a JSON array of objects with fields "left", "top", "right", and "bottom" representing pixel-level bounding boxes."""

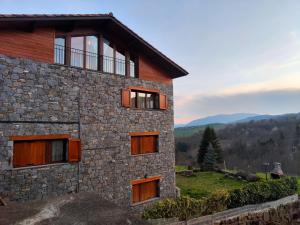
[
  {"left": 142, "top": 191, "right": 228, "bottom": 221},
  {"left": 142, "top": 177, "right": 298, "bottom": 221},
  {"left": 226, "top": 177, "right": 298, "bottom": 208}
]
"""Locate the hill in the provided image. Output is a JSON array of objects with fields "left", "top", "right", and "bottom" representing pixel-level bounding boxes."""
[
  {"left": 175, "top": 112, "right": 300, "bottom": 175},
  {"left": 182, "top": 113, "right": 259, "bottom": 127},
  {"left": 174, "top": 123, "right": 225, "bottom": 138}
]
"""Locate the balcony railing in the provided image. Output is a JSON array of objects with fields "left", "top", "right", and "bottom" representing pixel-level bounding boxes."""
[{"left": 54, "top": 44, "right": 135, "bottom": 77}]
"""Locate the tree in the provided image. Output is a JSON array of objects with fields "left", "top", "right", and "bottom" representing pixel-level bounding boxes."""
[
  {"left": 202, "top": 144, "right": 216, "bottom": 171},
  {"left": 211, "top": 129, "right": 223, "bottom": 163},
  {"left": 197, "top": 127, "right": 211, "bottom": 166},
  {"left": 198, "top": 126, "right": 223, "bottom": 168}
]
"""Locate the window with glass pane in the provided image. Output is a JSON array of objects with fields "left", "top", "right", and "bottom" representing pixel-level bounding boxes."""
[
  {"left": 131, "top": 91, "right": 137, "bottom": 108},
  {"left": 138, "top": 92, "right": 146, "bottom": 109},
  {"left": 86, "top": 36, "right": 98, "bottom": 70},
  {"left": 116, "top": 49, "right": 125, "bottom": 75},
  {"left": 54, "top": 38, "right": 65, "bottom": 64},
  {"left": 51, "top": 140, "right": 66, "bottom": 162},
  {"left": 103, "top": 38, "right": 114, "bottom": 73},
  {"left": 130, "top": 59, "right": 136, "bottom": 77},
  {"left": 146, "top": 93, "right": 157, "bottom": 109},
  {"left": 71, "top": 37, "right": 84, "bottom": 68}
]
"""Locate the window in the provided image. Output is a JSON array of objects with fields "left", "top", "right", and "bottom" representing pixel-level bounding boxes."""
[
  {"left": 103, "top": 38, "right": 114, "bottom": 73},
  {"left": 131, "top": 177, "right": 160, "bottom": 204},
  {"left": 54, "top": 38, "right": 65, "bottom": 64},
  {"left": 116, "top": 48, "right": 125, "bottom": 76},
  {"left": 11, "top": 134, "right": 81, "bottom": 168},
  {"left": 70, "top": 36, "right": 98, "bottom": 69},
  {"left": 54, "top": 36, "right": 137, "bottom": 76},
  {"left": 130, "top": 132, "right": 159, "bottom": 155},
  {"left": 85, "top": 36, "right": 98, "bottom": 70},
  {"left": 130, "top": 57, "right": 136, "bottom": 78},
  {"left": 128, "top": 90, "right": 159, "bottom": 109}
]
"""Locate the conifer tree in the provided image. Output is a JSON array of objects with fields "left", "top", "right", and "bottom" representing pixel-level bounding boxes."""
[
  {"left": 202, "top": 144, "right": 216, "bottom": 171},
  {"left": 198, "top": 126, "right": 223, "bottom": 168},
  {"left": 197, "top": 127, "right": 212, "bottom": 166}
]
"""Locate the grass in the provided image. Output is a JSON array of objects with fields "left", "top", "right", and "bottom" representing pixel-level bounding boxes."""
[
  {"left": 175, "top": 165, "right": 188, "bottom": 172},
  {"left": 176, "top": 171, "right": 246, "bottom": 199},
  {"left": 176, "top": 166, "right": 300, "bottom": 197}
]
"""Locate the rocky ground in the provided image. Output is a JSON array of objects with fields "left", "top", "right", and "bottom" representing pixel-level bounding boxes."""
[{"left": 0, "top": 192, "right": 150, "bottom": 225}]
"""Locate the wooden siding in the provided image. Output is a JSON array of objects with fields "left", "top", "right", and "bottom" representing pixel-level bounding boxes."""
[
  {"left": 138, "top": 55, "right": 173, "bottom": 85},
  {"left": 0, "top": 27, "right": 55, "bottom": 63}
]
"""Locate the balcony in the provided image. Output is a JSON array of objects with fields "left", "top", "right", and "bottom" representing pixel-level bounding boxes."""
[{"left": 54, "top": 44, "right": 136, "bottom": 77}]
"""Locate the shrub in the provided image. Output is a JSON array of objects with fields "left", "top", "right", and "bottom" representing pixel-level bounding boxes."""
[
  {"left": 142, "top": 196, "right": 207, "bottom": 221},
  {"left": 226, "top": 177, "right": 298, "bottom": 208},
  {"left": 142, "top": 177, "right": 298, "bottom": 221},
  {"left": 142, "top": 192, "right": 228, "bottom": 221}
]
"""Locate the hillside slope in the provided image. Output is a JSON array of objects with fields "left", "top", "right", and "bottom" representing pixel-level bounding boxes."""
[{"left": 175, "top": 113, "right": 300, "bottom": 175}]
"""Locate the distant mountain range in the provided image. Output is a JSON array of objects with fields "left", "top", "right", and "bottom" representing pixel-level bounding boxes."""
[{"left": 176, "top": 113, "right": 280, "bottom": 128}]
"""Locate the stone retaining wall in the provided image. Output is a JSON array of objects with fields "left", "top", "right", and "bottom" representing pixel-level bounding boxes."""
[
  {"left": 149, "top": 195, "right": 300, "bottom": 225},
  {"left": 0, "top": 54, "right": 176, "bottom": 209}
]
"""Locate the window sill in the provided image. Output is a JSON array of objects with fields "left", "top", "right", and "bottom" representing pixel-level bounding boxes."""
[
  {"left": 8, "top": 162, "right": 73, "bottom": 171},
  {"left": 127, "top": 108, "right": 164, "bottom": 111},
  {"left": 131, "top": 197, "right": 160, "bottom": 207},
  {"left": 131, "top": 152, "right": 159, "bottom": 157}
]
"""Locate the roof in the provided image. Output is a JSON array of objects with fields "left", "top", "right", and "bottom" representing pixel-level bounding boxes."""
[{"left": 0, "top": 14, "right": 188, "bottom": 78}]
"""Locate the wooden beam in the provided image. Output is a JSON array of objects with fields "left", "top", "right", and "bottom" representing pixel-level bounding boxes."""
[
  {"left": 10, "top": 134, "right": 71, "bottom": 141},
  {"left": 131, "top": 176, "right": 161, "bottom": 185},
  {"left": 125, "top": 50, "right": 130, "bottom": 78},
  {"left": 128, "top": 86, "right": 160, "bottom": 93},
  {"left": 129, "top": 131, "right": 160, "bottom": 136}
]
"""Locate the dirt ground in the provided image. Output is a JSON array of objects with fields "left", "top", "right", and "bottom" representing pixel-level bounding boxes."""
[{"left": 0, "top": 192, "right": 150, "bottom": 225}]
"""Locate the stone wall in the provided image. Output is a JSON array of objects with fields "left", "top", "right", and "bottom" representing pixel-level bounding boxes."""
[
  {"left": 0, "top": 54, "right": 176, "bottom": 209},
  {"left": 149, "top": 195, "right": 300, "bottom": 225}
]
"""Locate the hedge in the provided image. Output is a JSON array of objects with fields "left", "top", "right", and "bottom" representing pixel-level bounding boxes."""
[
  {"left": 142, "top": 177, "right": 298, "bottom": 221},
  {"left": 226, "top": 177, "right": 298, "bottom": 208},
  {"left": 142, "top": 190, "right": 228, "bottom": 221}
]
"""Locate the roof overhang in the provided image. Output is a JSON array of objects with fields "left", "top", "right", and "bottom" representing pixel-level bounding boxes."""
[{"left": 0, "top": 14, "right": 189, "bottom": 78}]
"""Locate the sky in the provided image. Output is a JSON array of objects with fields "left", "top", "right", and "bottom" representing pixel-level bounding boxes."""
[{"left": 1, "top": 0, "right": 300, "bottom": 124}]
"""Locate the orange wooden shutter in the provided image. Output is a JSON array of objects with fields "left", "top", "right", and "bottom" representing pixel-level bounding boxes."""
[
  {"left": 145, "top": 181, "right": 158, "bottom": 200},
  {"left": 131, "top": 136, "right": 140, "bottom": 155},
  {"left": 159, "top": 93, "right": 167, "bottom": 110},
  {"left": 13, "top": 142, "right": 32, "bottom": 167},
  {"left": 122, "top": 89, "right": 131, "bottom": 108},
  {"left": 141, "top": 136, "right": 157, "bottom": 154},
  {"left": 140, "top": 181, "right": 158, "bottom": 201},
  {"left": 69, "top": 139, "right": 81, "bottom": 162},
  {"left": 31, "top": 141, "right": 46, "bottom": 165},
  {"left": 132, "top": 184, "right": 140, "bottom": 203}
]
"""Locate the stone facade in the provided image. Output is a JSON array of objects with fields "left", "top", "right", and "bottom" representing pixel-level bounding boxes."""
[{"left": 0, "top": 54, "right": 176, "bottom": 209}]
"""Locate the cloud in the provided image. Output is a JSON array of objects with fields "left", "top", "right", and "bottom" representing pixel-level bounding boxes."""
[{"left": 174, "top": 88, "right": 300, "bottom": 124}]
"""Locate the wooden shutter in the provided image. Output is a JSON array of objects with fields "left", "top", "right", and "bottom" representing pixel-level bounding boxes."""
[
  {"left": 68, "top": 139, "right": 81, "bottom": 162},
  {"left": 13, "top": 142, "right": 32, "bottom": 167},
  {"left": 140, "top": 181, "right": 158, "bottom": 202},
  {"left": 31, "top": 141, "right": 46, "bottom": 165},
  {"left": 159, "top": 93, "right": 167, "bottom": 110},
  {"left": 132, "top": 184, "right": 140, "bottom": 203},
  {"left": 131, "top": 136, "right": 140, "bottom": 155},
  {"left": 122, "top": 89, "right": 131, "bottom": 108},
  {"left": 141, "top": 136, "right": 157, "bottom": 154}
]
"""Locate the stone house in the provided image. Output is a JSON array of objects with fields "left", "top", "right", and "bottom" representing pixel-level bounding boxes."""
[{"left": 0, "top": 14, "right": 188, "bottom": 209}]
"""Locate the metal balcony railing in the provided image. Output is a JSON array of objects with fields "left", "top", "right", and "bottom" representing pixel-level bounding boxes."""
[{"left": 54, "top": 44, "right": 135, "bottom": 76}]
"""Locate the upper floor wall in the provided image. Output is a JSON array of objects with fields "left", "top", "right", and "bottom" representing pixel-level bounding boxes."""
[
  {"left": 0, "top": 27, "right": 54, "bottom": 64},
  {"left": 0, "top": 24, "right": 176, "bottom": 85}
]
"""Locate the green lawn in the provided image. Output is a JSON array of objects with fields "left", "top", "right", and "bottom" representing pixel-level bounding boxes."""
[
  {"left": 175, "top": 165, "right": 188, "bottom": 172},
  {"left": 176, "top": 168, "right": 300, "bottom": 199},
  {"left": 176, "top": 171, "right": 246, "bottom": 199}
]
